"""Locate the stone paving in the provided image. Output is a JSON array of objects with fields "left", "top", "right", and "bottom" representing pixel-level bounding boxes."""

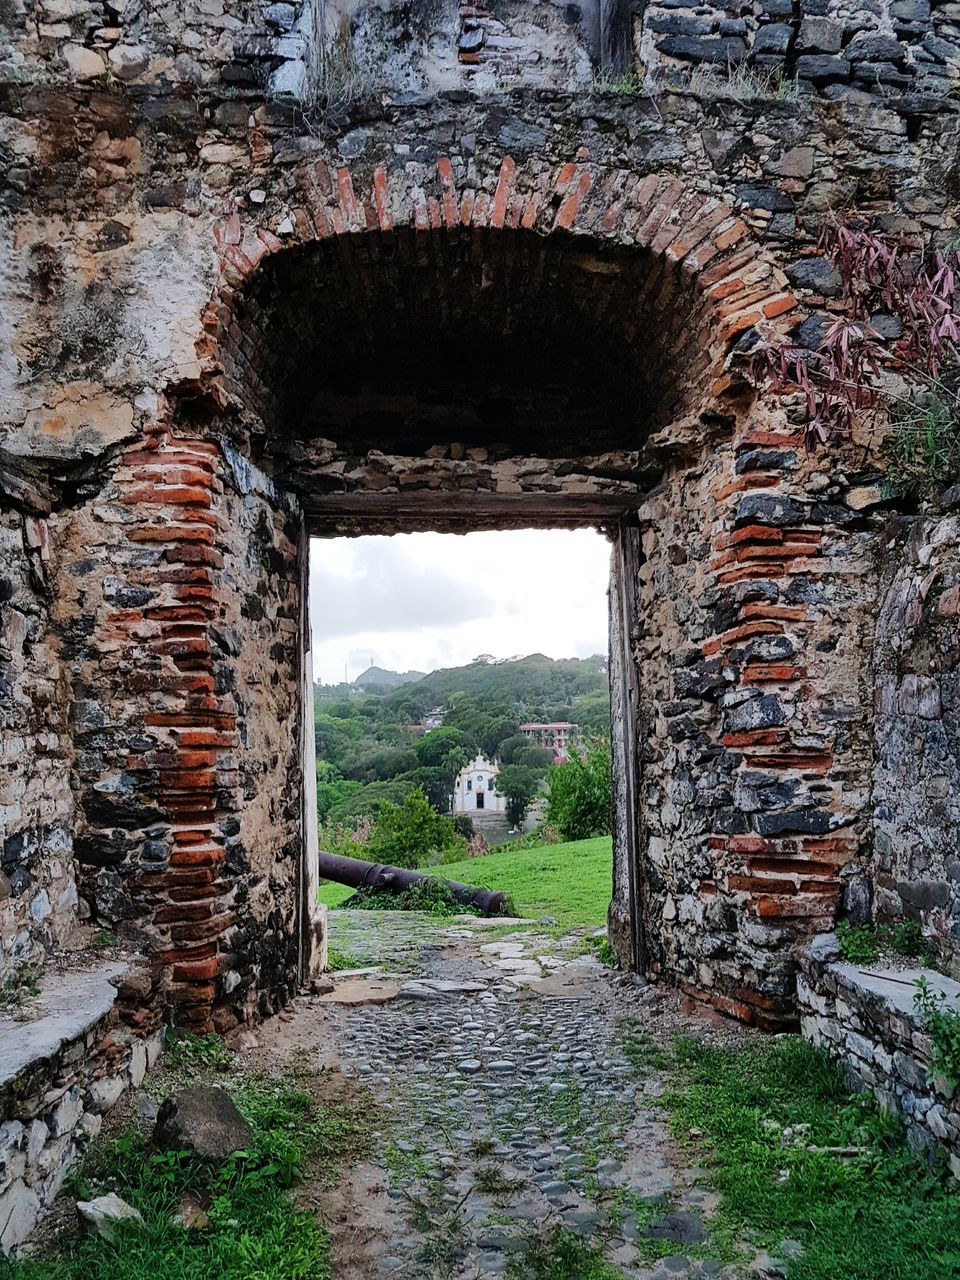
[{"left": 264, "top": 909, "right": 752, "bottom": 1280}]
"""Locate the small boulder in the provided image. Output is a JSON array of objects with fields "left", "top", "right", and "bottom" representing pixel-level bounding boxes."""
[
  {"left": 77, "top": 1193, "right": 143, "bottom": 1241},
  {"left": 154, "top": 1087, "right": 252, "bottom": 1162}
]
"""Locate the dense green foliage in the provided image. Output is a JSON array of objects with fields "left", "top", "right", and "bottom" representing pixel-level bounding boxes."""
[
  {"left": 546, "top": 739, "right": 612, "bottom": 840},
  {"left": 314, "top": 653, "right": 610, "bottom": 827},
  {"left": 346, "top": 875, "right": 514, "bottom": 918},
  {"left": 661, "top": 1034, "right": 960, "bottom": 1280},
  {"left": 366, "top": 786, "right": 461, "bottom": 869},
  {"left": 382, "top": 654, "right": 609, "bottom": 724},
  {"left": 318, "top": 835, "right": 614, "bottom": 927},
  {"left": 0, "top": 1074, "right": 370, "bottom": 1280}
]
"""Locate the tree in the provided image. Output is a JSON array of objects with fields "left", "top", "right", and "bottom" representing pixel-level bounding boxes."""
[
  {"left": 480, "top": 715, "right": 520, "bottom": 758},
  {"left": 495, "top": 733, "right": 529, "bottom": 764},
  {"left": 316, "top": 777, "right": 362, "bottom": 823},
  {"left": 514, "top": 745, "right": 555, "bottom": 771},
  {"left": 546, "top": 739, "right": 612, "bottom": 841},
  {"left": 493, "top": 764, "right": 541, "bottom": 828},
  {"left": 368, "top": 787, "right": 460, "bottom": 869},
  {"left": 415, "top": 725, "right": 475, "bottom": 768}
]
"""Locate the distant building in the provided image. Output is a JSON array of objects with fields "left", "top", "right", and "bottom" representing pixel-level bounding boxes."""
[
  {"left": 452, "top": 755, "right": 506, "bottom": 816},
  {"left": 519, "top": 722, "right": 578, "bottom": 761}
]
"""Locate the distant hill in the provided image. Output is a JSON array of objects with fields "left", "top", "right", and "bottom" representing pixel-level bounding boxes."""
[
  {"left": 382, "top": 653, "right": 608, "bottom": 720},
  {"left": 353, "top": 666, "right": 426, "bottom": 689}
]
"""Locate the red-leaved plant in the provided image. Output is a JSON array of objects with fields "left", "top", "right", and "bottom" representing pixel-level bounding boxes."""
[{"left": 749, "top": 222, "right": 960, "bottom": 453}]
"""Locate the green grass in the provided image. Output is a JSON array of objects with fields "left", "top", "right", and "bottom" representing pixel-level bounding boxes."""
[
  {"left": 0, "top": 1072, "right": 370, "bottom": 1280},
  {"left": 661, "top": 1035, "right": 960, "bottom": 1280},
  {"left": 316, "top": 836, "right": 613, "bottom": 928}
]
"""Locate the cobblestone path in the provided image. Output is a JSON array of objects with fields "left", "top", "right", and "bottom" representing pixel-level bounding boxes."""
[{"left": 257, "top": 910, "right": 747, "bottom": 1280}]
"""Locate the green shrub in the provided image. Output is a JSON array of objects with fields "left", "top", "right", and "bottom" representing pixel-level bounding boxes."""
[
  {"left": 891, "top": 919, "right": 927, "bottom": 958},
  {"left": 367, "top": 786, "right": 461, "bottom": 869},
  {"left": 347, "top": 876, "right": 510, "bottom": 918},
  {"left": 837, "top": 919, "right": 934, "bottom": 966},
  {"left": 546, "top": 740, "right": 612, "bottom": 841}
]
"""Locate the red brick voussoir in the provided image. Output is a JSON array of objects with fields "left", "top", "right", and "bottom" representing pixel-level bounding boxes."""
[{"left": 197, "top": 153, "right": 798, "bottom": 411}]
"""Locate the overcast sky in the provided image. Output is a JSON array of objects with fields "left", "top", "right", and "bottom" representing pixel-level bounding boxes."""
[{"left": 308, "top": 530, "right": 611, "bottom": 683}]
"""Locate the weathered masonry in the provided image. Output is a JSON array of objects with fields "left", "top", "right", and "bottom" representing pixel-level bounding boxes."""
[{"left": 0, "top": 0, "right": 959, "bottom": 1245}]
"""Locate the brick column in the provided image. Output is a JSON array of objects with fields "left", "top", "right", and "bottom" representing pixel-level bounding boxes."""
[{"left": 63, "top": 422, "right": 304, "bottom": 1031}]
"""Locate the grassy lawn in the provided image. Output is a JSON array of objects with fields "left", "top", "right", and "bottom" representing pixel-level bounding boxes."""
[{"left": 316, "top": 835, "right": 613, "bottom": 928}]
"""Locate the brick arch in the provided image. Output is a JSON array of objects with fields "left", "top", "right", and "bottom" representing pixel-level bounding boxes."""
[{"left": 198, "top": 152, "right": 799, "bottom": 447}]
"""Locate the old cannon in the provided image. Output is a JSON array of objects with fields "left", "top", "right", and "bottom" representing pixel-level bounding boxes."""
[{"left": 316, "top": 849, "right": 510, "bottom": 916}]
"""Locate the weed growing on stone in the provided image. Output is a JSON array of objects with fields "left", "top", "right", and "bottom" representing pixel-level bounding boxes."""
[
  {"left": 885, "top": 393, "right": 960, "bottom": 498},
  {"left": 506, "top": 1227, "right": 626, "bottom": 1279},
  {"left": 590, "top": 70, "right": 640, "bottom": 95},
  {"left": 661, "top": 1034, "right": 960, "bottom": 1280},
  {"left": 620, "top": 1024, "right": 670, "bottom": 1074},
  {"left": 914, "top": 976, "right": 960, "bottom": 1092},
  {"left": 325, "top": 944, "right": 369, "bottom": 971},
  {"left": 836, "top": 921, "right": 883, "bottom": 964},
  {"left": 837, "top": 919, "right": 935, "bottom": 966},
  {"left": 164, "top": 1027, "right": 232, "bottom": 1072},
  {"left": 687, "top": 62, "right": 801, "bottom": 102},
  {"left": 1, "top": 1071, "right": 368, "bottom": 1280},
  {"left": 0, "top": 962, "right": 40, "bottom": 1015},
  {"left": 473, "top": 1163, "right": 525, "bottom": 1196}
]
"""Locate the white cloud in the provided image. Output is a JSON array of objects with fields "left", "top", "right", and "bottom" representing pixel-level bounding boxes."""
[{"left": 309, "top": 529, "right": 610, "bottom": 683}]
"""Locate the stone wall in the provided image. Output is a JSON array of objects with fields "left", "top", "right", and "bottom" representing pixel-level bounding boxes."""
[
  {"left": 3, "top": 0, "right": 955, "bottom": 106},
  {"left": 627, "top": 414, "right": 878, "bottom": 1026},
  {"left": 873, "top": 507, "right": 960, "bottom": 976},
  {"left": 634, "top": 0, "right": 959, "bottom": 102},
  {"left": 0, "top": 962, "right": 163, "bottom": 1255},
  {"left": 798, "top": 935, "right": 960, "bottom": 1174},
  {"left": 0, "top": 470, "right": 77, "bottom": 980}
]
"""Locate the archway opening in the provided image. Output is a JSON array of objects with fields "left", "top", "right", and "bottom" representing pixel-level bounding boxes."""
[
  {"left": 307, "top": 527, "right": 615, "bottom": 927},
  {"left": 217, "top": 222, "right": 712, "bottom": 982}
]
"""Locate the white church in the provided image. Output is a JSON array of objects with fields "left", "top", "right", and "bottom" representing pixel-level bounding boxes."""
[{"left": 451, "top": 755, "right": 507, "bottom": 816}]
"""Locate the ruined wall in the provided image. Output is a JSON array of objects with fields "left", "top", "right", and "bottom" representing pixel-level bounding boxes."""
[
  {"left": 873, "top": 507, "right": 960, "bottom": 975},
  {"left": 0, "top": 479, "right": 77, "bottom": 979},
  {"left": 634, "top": 0, "right": 959, "bottom": 102},
  {"left": 0, "top": 0, "right": 957, "bottom": 1032},
  {"left": 799, "top": 936, "right": 960, "bottom": 1173},
  {"left": 214, "top": 443, "right": 304, "bottom": 1027}
]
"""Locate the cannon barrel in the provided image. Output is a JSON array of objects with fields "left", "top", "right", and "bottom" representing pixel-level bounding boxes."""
[{"left": 317, "top": 849, "right": 509, "bottom": 916}]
